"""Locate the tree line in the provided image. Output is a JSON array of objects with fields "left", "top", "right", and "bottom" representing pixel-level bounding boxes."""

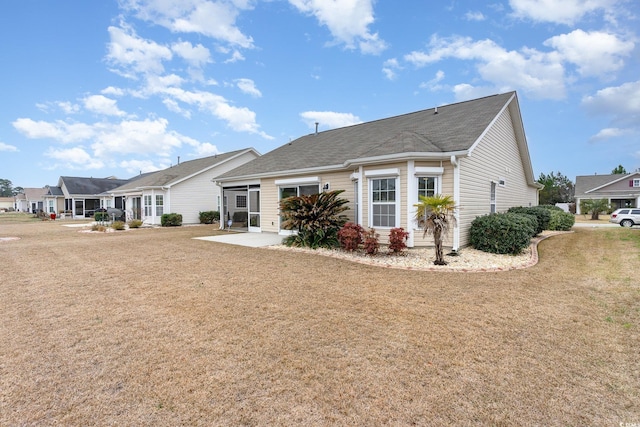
[{"left": 0, "top": 179, "right": 23, "bottom": 197}]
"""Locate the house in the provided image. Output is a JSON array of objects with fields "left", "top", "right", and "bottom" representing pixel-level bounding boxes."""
[
  {"left": 0, "top": 196, "right": 14, "bottom": 211},
  {"left": 215, "top": 92, "right": 542, "bottom": 250},
  {"left": 42, "top": 185, "right": 65, "bottom": 216},
  {"left": 52, "top": 176, "right": 131, "bottom": 218},
  {"left": 14, "top": 187, "right": 48, "bottom": 213},
  {"left": 575, "top": 171, "right": 640, "bottom": 214},
  {"left": 109, "top": 148, "right": 260, "bottom": 225}
]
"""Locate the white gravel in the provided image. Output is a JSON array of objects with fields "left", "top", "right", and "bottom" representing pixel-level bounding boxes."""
[{"left": 268, "top": 231, "right": 565, "bottom": 272}]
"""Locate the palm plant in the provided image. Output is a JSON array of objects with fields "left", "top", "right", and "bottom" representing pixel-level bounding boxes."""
[
  {"left": 280, "top": 189, "right": 350, "bottom": 249},
  {"left": 414, "top": 194, "right": 457, "bottom": 265}
]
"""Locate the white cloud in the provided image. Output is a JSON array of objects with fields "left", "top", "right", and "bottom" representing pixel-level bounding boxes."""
[
  {"left": 299, "top": 111, "right": 362, "bottom": 130},
  {"left": 224, "top": 50, "right": 245, "bottom": 63},
  {"left": 544, "top": 29, "right": 634, "bottom": 77},
  {"left": 192, "top": 142, "right": 221, "bottom": 157},
  {"left": 404, "top": 35, "right": 566, "bottom": 100},
  {"left": 106, "top": 25, "right": 173, "bottom": 78},
  {"left": 162, "top": 98, "right": 192, "bottom": 118},
  {"left": 101, "top": 86, "right": 125, "bottom": 96},
  {"left": 465, "top": 11, "right": 486, "bottom": 21},
  {"left": 45, "top": 147, "right": 105, "bottom": 170},
  {"left": 83, "top": 95, "right": 127, "bottom": 117},
  {"left": 13, "top": 118, "right": 95, "bottom": 143},
  {"left": 588, "top": 127, "right": 632, "bottom": 142},
  {"left": 57, "top": 101, "right": 81, "bottom": 114},
  {"left": 419, "top": 70, "right": 446, "bottom": 91},
  {"left": 235, "top": 78, "right": 262, "bottom": 97},
  {"left": 121, "top": 0, "right": 254, "bottom": 48},
  {"left": 0, "top": 142, "right": 18, "bottom": 152},
  {"left": 509, "top": 0, "right": 616, "bottom": 25},
  {"left": 288, "top": 0, "right": 387, "bottom": 54},
  {"left": 171, "top": 40, "right": 212, "bottom": 67},
  {"left": 582, "top": 80, "right": 640, "bottom": 141},
  {"left": 120, "top": 159, "right": 166, "bottom": 174},
  {"left": 382, "top": 58, "right": 401, "bottom": 80}
]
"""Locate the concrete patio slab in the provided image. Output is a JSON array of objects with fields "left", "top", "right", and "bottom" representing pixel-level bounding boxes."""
[{"left": 194, "top": 232, "right": 284, "bottom": 248}]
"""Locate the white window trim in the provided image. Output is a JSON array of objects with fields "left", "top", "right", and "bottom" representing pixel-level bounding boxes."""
[
  {"left": 365, "top": 168, "right": 400, "bottom": 178},
  {"left": 236, "top": 194, "right": 247, "bottom": 209},
  {"left": 369, "top": 176, "right": 400, "bottom": 229},
  {"left": 633, "top": 178, "right": 640, "bottom": 188}
]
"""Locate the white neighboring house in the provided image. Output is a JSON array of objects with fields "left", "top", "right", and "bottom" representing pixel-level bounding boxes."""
[
  {"left": 109, "top": 148, "right": 260, "bottom": 225},
  {"left": 14, "top": 188, "right": 48, "bottom": 213}
]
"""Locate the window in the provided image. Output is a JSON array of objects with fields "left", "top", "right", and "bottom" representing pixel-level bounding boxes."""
[
  {"left": 633, "top": 179, "right": 640, "bottom": 188},
  {"left": 155, "top": 195, "right": 164, "bottom": 216},
  {"left": 371, "top": 178, "right": 397, "bottom": 227},
  {"left": 48, "top": 200, "right": 54, "bottom": 213},
  {"left": 490, "top": 182, "right": 497, "bottom": 213},
  {"left": 279, "top": 184, "right": 319, "bottom": 200},
  {"left": 236, "top": 194, "right": 247, "bottom": 208},
  {"left": 144, "top": 195, "right": 152, "bottom": 217},
  {"left": 106, "top": 199, "right": 112, "bottom": 208},
  {"left": 417, "top": 176, "right": 437, "bottom": 198}
]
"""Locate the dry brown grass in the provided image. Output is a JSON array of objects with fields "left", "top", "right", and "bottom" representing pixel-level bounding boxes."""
[{"left": 1, "top": 218, "right": 639, "bottom": 426}]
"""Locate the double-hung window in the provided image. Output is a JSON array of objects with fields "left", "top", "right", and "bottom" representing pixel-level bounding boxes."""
[
  {"left": 155, "top": 195, "right": 164, "bottom": 216},
  {"left": 633, "top": 179, "right": 640, "bottom": 188},
  {"left": 144, "top": 195, "right": 152, "bottom": 217},
  {"left": 371, "top": 177, "right": 397, "bottom": 227},
  {"left": 417, "top": 176, "right": 437, "bottom": 198}
]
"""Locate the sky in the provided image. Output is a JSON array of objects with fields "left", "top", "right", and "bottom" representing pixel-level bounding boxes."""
[{"left": 1, "top": 0, "right": 638, "bottom": 189}]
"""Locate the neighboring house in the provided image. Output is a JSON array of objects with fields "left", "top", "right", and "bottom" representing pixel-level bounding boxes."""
[
  {"left": 14, "top": 187, "right": 48, "bottom": 213},
  {"left": 42, "top": 185, "right": 65, "bottom": 215},
  {"left": 0, "top": 196, "right": 14, "bottom": 211},
  {"left": 56, "top": 176, "right": 131, "bottom": 218},
  {"left": 110, "top": 148, "right": 260, "bottom": 225},
  {"left": 216, "top": 92, "right": 541, "bottom": 250},
  {"left": 575, "top": 171, "right": 640, "bottom": 214}
]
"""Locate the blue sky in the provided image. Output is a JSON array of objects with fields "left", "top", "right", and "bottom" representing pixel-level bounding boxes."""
[{"left": 1, "top": 0, "right": 638, "bottom": 189}]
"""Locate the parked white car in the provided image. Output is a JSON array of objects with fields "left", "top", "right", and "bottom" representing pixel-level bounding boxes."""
[{"left": 609, "top": 208, "right": 640, "bottom": 227}]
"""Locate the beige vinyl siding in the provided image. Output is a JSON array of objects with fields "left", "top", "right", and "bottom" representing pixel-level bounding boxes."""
[
  {"left": 412, "top": 161, "right": 454, "bottom": 248},
  {"left": 167, "top": 151, "right": 259, "bottom": 224},
  {"left": 458, "top": 107, "right": 537, "bottom": 247}
]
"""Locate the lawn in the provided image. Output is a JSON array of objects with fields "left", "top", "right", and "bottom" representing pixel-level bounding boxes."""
[{"left": 1, "top": 217, "right": 638, "bottom": 425}]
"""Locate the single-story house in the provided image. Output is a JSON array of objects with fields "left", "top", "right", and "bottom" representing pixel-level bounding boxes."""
[
  {"left": 109, "top": 148, "right": 260, "bottom": 225},
  {"left": 0, "top": 196, "right": 14, "bottom": 211},
  {"left": 215, "top": 92, "right": 542, "bottom": 250},
  {"left": 14, "top": 187, "right": 48, "bottom": 213},
  {"left": 575, "top": 171, "right": 640, "bottom": 214},
  {"left": 49, "top": 176, "right": 131, "bottom": 218}
]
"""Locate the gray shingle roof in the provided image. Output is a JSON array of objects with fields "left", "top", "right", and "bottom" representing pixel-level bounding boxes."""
[
  {"left": 575, "top": 172, "right": 639, "bottom": 196},
  {"left": 218, "top": 92, "right": 515, "bottom": 180},
  {"left": 111, "top": 149, "right": 253, "bottom": 192},
  {"left": 60, "top": 177, "right": 131, "bottom": 195}
]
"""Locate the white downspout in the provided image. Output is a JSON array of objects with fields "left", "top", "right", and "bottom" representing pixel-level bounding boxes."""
[
  {"left": 213, "top": 180, "right": 225, "bottom": 230},
  {"left": 451, "top": 155, "right": 460, "bottom": 251},
  {"left": 406, "top": 160, "right": 415, "bottom": 248}
]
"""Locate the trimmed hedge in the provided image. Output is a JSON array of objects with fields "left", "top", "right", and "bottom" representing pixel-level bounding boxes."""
[
  {"left": 161, "top": 213, "right": 183, "bottom": 227},
  {"left": 547, "top": 210, "right": 575, "bottom": 231},
  {"left": 199, "top": 210, "right": 220, "bottom": 224},
  {"left": 470, "top": 213, "right": 535, "bottom": 255},
  {"left": 507, "top": 206, "right": 551, "bottom": 235}
]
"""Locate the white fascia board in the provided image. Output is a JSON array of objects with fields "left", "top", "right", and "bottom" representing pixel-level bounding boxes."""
[
  {"left": 346, "top": 151, "right": 465, "bottom": 167},
  {"left": 216, "top": 164, "right": 344, "bottom": 183},
  {"left": 218, "top": 179, "right": 261, "bottom": 187}
]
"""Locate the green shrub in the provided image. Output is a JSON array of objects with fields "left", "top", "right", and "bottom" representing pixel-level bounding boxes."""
[
  {"left": 94, "top": 212, "right": 109, "bottom": 222},
  {"left": 538, "top": 204, "right": 563, "bottom": 211},
  {"left": 338, "top": 222, "right": 364, "bottom": 252},
  {"left": 547, "top": 210, "right": 575, "bottom": 231},
  {"left": 507, "top": 206, "right": 551, "bottom": 234},
  {"left": 111, "top": 221, "right": 125, "bottom": 230},
  {"left": 280, "top": 190, "right": 349, "bottom": 249},
  {"left": 470, "top": 213, "right": 534, "bottom": 255},
  {"left": 161, "top": 213, "right": 183, "bottom": 227},
  {"left": 199, "top": 211, "right": 220, "bottom": 224},
  {"left": 128, "top": 219, "right": 143, "bottom": 228}
]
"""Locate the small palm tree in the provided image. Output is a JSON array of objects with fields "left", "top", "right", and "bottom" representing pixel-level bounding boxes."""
[{"left": 414, "top": 194, "right": 457, "bottom": 265}]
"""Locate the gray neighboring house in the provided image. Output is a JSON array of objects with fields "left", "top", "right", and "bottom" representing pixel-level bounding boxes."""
[
  {"left": 53, "top": 176, "right": 131, "bottom": 218},
  {"left": 575, "top": 171, "right": 640, "bottom": 214},
  {"left": 110, "top": 148, "right": 260, "bottom": 225},
  {"left": 216, "top": 92, "right": 542, "bottom": 250}
]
